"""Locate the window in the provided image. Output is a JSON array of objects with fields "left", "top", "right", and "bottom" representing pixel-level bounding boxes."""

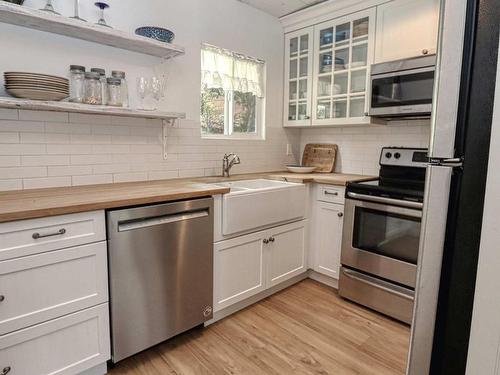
[{"left": 201, "top": 44, "right": 265, "bottom": 139}]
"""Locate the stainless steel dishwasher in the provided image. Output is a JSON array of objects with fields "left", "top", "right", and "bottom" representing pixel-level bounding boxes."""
[{"left": 106, "top": 198, "right": 214, "bottom": 363}]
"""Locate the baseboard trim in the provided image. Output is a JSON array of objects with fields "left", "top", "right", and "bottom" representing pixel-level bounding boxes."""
[
  {"left": 308, "top": 270, "right": 339, "bottom": 289},
  {"left": 206, "top": 271, "right": 339, "bottom": 326},
  {"left": 80, "top": 363, "right": 107, "bottom": 375},
  {"left": 206, "top": 272, "right": 309, "bottom": 325}
]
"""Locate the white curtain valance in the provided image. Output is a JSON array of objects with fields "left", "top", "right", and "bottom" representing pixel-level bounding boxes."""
[{"left": 201, "top": 45, "right": 265, "bottom": 98}]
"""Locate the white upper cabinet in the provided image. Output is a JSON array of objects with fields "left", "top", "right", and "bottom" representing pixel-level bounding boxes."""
[
  {"left": 375, "top": 0, "right": 440, "bottom": 63},
  {"left": 284, "top": 27, "right": 314, "bottom": 127},
  {"left": 312, "top": 9, "right": 375, "bottom": 126}
]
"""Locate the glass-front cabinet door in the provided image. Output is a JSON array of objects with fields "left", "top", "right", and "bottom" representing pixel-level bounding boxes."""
[
  {"left": 312, "top": 9, "right": 375, "bottom": 125},
  {"left": 284, "top": 27, "right": 314, "bottom": 127}
]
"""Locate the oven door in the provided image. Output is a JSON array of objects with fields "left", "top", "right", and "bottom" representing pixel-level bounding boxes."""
[
  {"left": 341, "top": 197, "right": 422, "bottom": 288},
  {"left": 369, "top": 66, "right": 435, "bottom": 117}
]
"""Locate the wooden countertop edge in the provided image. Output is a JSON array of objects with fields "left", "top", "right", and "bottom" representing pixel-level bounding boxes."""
[
  {"left": 0, "top": 187, "right": 229, "bottom": 223},
  {"left": 0, "top": 172, "right": 375, "bottom": 223}
]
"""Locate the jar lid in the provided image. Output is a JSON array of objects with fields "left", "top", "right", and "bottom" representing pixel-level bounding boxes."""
[
  {"left": 90, "top": 68, "right": 106, "bottom": 76},
  {"left": 70, "top": 65, "right": 86, "bottom": 72},
  {"left": 112, "top": 71, "right": 126, "bottom": 78},
  {"left": 85, "top": 71, "right": 101, "bottom": 79},
  {"left": 107, "top": 77, "right": 122, "bottom": 85}
]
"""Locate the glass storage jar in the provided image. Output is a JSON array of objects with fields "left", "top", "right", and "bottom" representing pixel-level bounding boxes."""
[
  {"left": 112, "top": 70, "right": 129, "bottom": 107},
  {"left": 83, "top": 71, "right": 102, "bottom": 105},
  {"left": 106, "top": 77, "right": 123, "bottom": 107},
  {"left": 91, "top": 68, "right": 107, "bottom": 105},
  {"left": 69, "top": 65, "right": 85, "bottom": 103}
]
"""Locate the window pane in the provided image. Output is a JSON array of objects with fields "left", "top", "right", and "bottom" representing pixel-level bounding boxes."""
[
  {"left": 233, "top": 91, "right": 257, "bottom": 134},
  {"left": 290, "top": 37, "right": 298, "bottom": 56},
  {"left": 353, "top": 17, "right": 369, "bottom": 38},
  {"left": 201, "top": 88, "right": 225, "bottom": 134},
  {"left": 336, "top": 22, "right": 350, "bottom": 45},
  {"left": 300, "top": 35, "right": 309, "bottom": 53}
]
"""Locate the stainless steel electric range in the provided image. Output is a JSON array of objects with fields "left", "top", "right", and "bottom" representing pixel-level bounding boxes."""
[{"left": 339, "top": 147, "right": 428, "bottom": 324}]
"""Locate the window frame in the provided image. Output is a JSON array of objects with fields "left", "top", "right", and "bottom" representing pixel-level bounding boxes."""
[{"left": 200, "top": 46, "right": 266, "bottom": 141}]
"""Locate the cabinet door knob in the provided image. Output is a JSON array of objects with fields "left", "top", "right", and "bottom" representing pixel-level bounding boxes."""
[
  {"left": 422, "top": 49, "right": 429, "bottom": 55},
  {"left": 0, "top": 295, "right": 4, "bottom": 302},
  {"left": 263, "top": 239, "right": 269, "bottom": 244},
  {"left": 2, "top": 367, "right": 11, "bottom": 375},
  {"left": 338, "top": 212, "right": 344, "bottom": 218},
  {"left": 305, "top": 116, "right": 311, "bottom": 120},
  {"left": 269, "top": 237, "right": 275, "bottom": 243}
]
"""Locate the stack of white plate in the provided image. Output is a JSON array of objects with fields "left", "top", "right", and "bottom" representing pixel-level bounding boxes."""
[{"left": 4, "top": 72, "right": 69, "bottom": 101}]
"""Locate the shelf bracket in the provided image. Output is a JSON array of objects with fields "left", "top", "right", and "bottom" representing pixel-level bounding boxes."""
[{"left": 162, "top": 118, "right": 177, "bottom": 160}]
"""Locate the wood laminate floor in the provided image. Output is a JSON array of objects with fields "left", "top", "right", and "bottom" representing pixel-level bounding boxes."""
[{"left": 109, "top": 279, "right": 411, "bottom": 375}]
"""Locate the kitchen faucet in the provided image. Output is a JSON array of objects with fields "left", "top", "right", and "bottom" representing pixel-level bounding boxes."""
[{"left": 222, "top": 153, "right": 241, "bottom": 177}]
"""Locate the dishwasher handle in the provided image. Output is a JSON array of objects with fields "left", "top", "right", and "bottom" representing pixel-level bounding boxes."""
[{"left": 118, "top": 209, "right": 210, "bottom": 232}]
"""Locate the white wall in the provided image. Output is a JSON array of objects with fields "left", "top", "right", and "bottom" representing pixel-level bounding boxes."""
[
  {"left": 0, "top": 0, "right": 299, "bottom": 190},
  {"left": 465, "top": 44, "right": 500, "bottom": 375},
  {"left": 299, "top": 120, "right": 431, "bottom": 175}
]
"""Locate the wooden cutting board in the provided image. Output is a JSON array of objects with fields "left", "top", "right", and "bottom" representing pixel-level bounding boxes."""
[{"left": 302, "top": 143, "right": 338, "bottom": 173}]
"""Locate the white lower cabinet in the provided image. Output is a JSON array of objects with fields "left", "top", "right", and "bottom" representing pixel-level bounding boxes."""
[
  {"left": 268, "top": 223, "right": 307, "bottom": 287},
  {"left": 214, "top": 220, "right": 307, "bottom": 312},
  {"left": 214, "top": 232, "right": 266, "bottom": 311},
  {"left": 312, "top": 201, "right": 344, "bottom": 280},
  {"left": 0, "top": 303, "right": 110, "bottom": 375}
]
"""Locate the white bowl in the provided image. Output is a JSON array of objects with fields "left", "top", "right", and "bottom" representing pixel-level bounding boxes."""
[{"left": 286, "top": 165, "right": 318, "bottom": 174}]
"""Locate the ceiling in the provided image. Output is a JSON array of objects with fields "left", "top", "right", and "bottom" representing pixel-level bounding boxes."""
[{"left": 238, "top": 0, "right": 327, "bottom": 18}]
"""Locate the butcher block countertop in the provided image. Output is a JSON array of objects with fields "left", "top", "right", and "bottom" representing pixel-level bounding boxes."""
[{"left": 0, "top": 172, "right": 374, "bottom": 223}]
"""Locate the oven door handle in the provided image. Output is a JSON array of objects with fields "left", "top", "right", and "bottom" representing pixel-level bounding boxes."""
[
  {"left": 346, "top": 192, "right": 423, "bottom": 209},
  {"left": 342, "top": 268, "right": 415, "bottom": 301}
]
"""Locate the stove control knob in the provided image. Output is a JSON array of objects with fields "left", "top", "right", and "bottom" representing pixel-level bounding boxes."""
[
  {"left": 385, "top": 152, "right": 392, "bottom": 159},
  {"left": 394, "top": 152, "right": 401, "bottom": 159}
]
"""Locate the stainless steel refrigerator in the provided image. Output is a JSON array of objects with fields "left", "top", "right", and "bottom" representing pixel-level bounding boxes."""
[{"left": 407, "top": 0, "right": 499, "bottom": 374}]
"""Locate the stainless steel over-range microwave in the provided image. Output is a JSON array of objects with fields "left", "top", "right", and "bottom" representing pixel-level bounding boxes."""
[{"left": 369, "top": 54, "right": 436, "bottom": 119}]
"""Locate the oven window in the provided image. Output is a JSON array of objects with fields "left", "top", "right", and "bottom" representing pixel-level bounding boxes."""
[
  {"left": 353, "top": 207, "right": 421, "bottom": 264},
  {"left": 371, "top": 71, "right": 434, "bottom": 108}
]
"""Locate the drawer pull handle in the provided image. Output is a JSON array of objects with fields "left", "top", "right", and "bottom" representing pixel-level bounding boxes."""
[
  {"left": 2, "top": 367, "right": 11, "bottom": 375},
  {"left": 269, "top": 237, "right": 275, "bottom": 243},
  {"left": 32, "top": 228, "right": 66, "bottom": 240},
  {"left": 0, "top": 296, "right": 4, "bottom": 302},
  {"left": 263, "top": 239, "right": 269, "bottom": 244},
  {"left": 324, "top": 191, "right": 339, "bottom": 196}
]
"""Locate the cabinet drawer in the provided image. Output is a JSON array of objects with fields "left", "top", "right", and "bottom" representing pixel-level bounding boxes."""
[
  {"left": 0, "top": 211, "right": 105, "bottom": 261},
  {"left": 0, "top": 242, "right": 108, "bottom": 335},
  {"left": 0, "top": 304, "right": 110, "bottom": 375},
  {"left": 316, "top": 185, "right": 345, "bottom": 204}
]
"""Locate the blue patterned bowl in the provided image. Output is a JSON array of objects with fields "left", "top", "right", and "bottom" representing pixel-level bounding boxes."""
[{"left": 135, "top": 27, "right": 175, "bottom": 43}]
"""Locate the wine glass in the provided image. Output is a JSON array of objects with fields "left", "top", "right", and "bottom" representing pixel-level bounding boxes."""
[
  {"left": 40, "top": 0, "right": 60, "bottom": 15},
  {"left": 151, "top": 76, "right": 167, "bottom": 110},
  {"left": 71, "top": 0, "right": 87, "bottom": 22},
  {"left": 137, "top": 77, "right": 151, "bottom": 111},
  {"left": 94, "top": 2, "right": 111, "bottom": 28}
]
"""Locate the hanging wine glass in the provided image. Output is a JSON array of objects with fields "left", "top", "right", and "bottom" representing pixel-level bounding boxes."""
[
  {"left": 71, "top": 0, "right": 87, "bottom": 22},
  {"left": 94, "top": 2, "right": 111, "bottom": 28},
  {"left": 40, "top": 0, "right": 60, "bottom": 15}
]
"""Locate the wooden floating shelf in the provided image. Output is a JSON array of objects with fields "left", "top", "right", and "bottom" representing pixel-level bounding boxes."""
[
  {"left": 0, "top": 97, "right": 186, "bottom": 121},
  {"left": 0, "top": 2, "right": 185, "bottom": 59}
]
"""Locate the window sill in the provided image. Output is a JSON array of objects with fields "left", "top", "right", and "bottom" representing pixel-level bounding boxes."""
[{"left": 201, "top": 134, "right": 265, "bottom": 141}]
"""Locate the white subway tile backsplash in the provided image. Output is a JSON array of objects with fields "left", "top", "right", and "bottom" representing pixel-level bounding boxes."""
[
  {"left": 23, "top": 176, "right": 72, "bottom": 190},
  {"left": 0, "top": 144, "right": 46, "bottom": 155},
  {"left": 113, "top": 172, "right": 149, "bottom": 183},
  {"left": 48, "top": 165, "right": 93, "bottom": 177},
  {"left": 0, "top": 156, "right": 21, "bottom": 167},
  {"left": 0, "top": 109, "right": 18, "bottom": 120},
  {"left": 0, "top": 109, "right": 298, "bottom": 191},
  {"left": 0, "top": 132, "right": 19, "bottom": 143},
  {"left": 72, "top": 174, "right": 113, "bottom": 186},
  {"left": 0, "top": 120, "right": 45, "bottom": 132},
  {"left": 1, "top": 166, "right": 47, "bottom": 179},
  {"left": 21, "top": 155, "right": 70, "bottom": 166},
  {"left": 19, "top": 110, "right": 68, "bottom": 123},
  {"left": 0, "top": 179, "right": 22, "bottom": 191}
]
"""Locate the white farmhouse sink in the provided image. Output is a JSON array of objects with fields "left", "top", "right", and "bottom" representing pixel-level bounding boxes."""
[{"left": 211, "top": 179, "right": 307, "bottom": 236}]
